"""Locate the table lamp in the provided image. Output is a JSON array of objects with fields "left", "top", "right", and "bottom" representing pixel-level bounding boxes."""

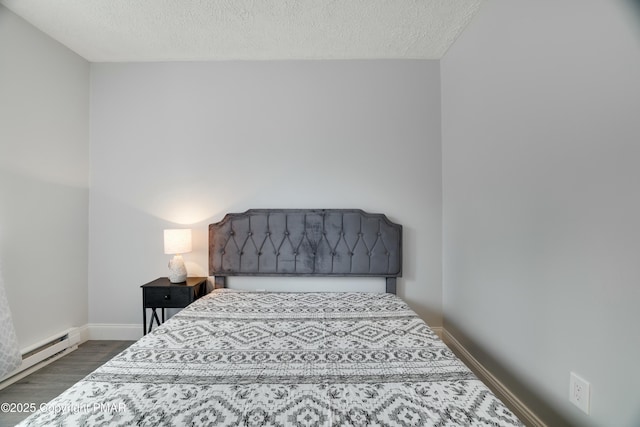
[{"left": 164, "top": 229, "right": 192, "bottom": 283}]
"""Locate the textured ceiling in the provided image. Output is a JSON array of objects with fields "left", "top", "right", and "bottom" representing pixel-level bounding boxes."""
[{"left": 0, "top": 0, "right": 484, "bottom": 62}]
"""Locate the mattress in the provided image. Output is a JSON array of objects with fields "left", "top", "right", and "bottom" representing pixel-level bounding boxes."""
[{"left": 20, "top": 291, "right": 523, "bottom": 426}]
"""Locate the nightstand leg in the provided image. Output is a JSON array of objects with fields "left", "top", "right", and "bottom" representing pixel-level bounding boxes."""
[
  {"left": 143, "top": 308, "right": 147, "bottom": 335},
  {"left": 149, "top": 309, "right": 161, "bottom": 333}
]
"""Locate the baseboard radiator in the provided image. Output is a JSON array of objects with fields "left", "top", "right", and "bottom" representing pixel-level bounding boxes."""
[{"left": 0, "top": 328, "right": 80, "bottom": 390}]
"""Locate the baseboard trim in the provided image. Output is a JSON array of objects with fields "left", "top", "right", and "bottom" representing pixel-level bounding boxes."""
[
  {"left": 87, "top": 324, "right": 143, "bottom": 341},
  {"left": 442, "top": 329, "right": 546, "bottom": 427},
  {"left": 429, "top": 325, "right": 443, "bottom": 339},
  {"left": 76, "top": 324, "right": 90, "bottom": 344}
]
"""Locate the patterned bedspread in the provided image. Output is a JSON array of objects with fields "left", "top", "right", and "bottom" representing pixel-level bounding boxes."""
[{"left": 20, "top": 291, "right": 523, "bottom": 426}]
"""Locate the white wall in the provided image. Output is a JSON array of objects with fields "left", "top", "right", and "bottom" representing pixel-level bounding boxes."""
[
  {"left": 0, "top": 6, "right": 90, "bottom": 349},
  {"left": 89, "top": 60, "right": 442, "bottom": 327},
  {"left": 442, "top": 1, "right": 640, "bottom": 426}
]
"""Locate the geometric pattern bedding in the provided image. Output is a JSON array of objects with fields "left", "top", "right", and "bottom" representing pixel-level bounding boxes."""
[
  {"left": 19, "top": 291, "right": 523, "bottom": 426},
  {"left": 0, "top": 266, "right": 22, "bottom": 379}
]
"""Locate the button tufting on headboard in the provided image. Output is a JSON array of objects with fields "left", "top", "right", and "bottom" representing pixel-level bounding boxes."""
[{"left": 209, "top": 209, "right": 402, "bottom": 293}]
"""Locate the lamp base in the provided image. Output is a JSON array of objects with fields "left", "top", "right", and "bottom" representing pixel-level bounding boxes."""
[{"left": 168, "top": 254, "right": 187, "bottom": 283}]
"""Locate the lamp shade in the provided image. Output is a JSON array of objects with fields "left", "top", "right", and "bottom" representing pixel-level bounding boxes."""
[{"left": 164, "top": 229, "right": 192, "bottom": 255}]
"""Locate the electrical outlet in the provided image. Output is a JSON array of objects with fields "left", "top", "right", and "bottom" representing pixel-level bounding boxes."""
[{"left": 569, "top": 372, "right": 590, "bottom": 414}]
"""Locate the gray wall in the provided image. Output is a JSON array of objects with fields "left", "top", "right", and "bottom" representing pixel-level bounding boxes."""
[
  {"left": 442, "top": 1, "right": 640, "bottom": 426},
  {"left": 89, "top": 60, "right": 443, "bottom": 327},
  {"left": 8, "top": 2, "right": 639, "bottom": 423},
  {"left": 0, "top": 6, "right": 90, "bottom": 348}
]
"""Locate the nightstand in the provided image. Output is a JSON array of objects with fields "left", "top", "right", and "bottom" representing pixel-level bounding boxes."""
[{"left": 141, "top": 277, "right": 208, "bottom": 335}]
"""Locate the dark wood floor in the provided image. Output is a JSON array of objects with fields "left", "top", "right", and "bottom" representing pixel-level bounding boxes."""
[{"left": 0, "top": 340, "right": 133, "bottom": 426}]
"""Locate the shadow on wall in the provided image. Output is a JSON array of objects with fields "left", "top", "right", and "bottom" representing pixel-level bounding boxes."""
[
  {"left": 628, "top": 0, "right": 640, "bottom": 27},
  {"left": 0, "top": 167, "right": 89, "bottom": 348},
  {"left": 443, "top": 320, "right": 576, "bottom": 427}
]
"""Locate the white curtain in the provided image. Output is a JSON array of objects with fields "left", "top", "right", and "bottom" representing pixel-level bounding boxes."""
[{"left": 0, "top": 263, "right": 21, "bottom": 378}]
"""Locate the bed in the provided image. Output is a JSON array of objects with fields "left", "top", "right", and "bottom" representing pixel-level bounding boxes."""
[{"left": 19, "top": 209, "right": 523, "bottom": 426}]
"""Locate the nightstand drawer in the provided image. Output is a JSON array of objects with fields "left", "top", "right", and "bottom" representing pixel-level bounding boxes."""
[{"left": 144, "top": 287, "right": 193, "bottom": 308}]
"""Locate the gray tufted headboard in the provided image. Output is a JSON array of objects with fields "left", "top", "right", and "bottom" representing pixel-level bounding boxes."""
[{"left": 209, "top": 209, "right": 402, "bottom": 293}]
